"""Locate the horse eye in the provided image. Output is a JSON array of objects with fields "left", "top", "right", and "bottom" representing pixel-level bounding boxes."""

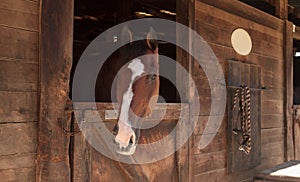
[{"left": 151, "top": 74, "right": 157, "bottom": 81}]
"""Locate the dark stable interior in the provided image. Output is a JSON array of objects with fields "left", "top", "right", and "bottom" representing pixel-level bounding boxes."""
[
  {"left": 294, "top": 39, "right": 300, "bottom": 104},
  {"left": 71, "top": 0, "right": 179, "bottom": 102}
]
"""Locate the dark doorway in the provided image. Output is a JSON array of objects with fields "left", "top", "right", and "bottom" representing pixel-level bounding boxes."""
[
  {"left": 293, "top": 39, "right": 300, "bottom": 104},
  {"left": 71, "top": 0, "right": 178, "bottom": 102}
]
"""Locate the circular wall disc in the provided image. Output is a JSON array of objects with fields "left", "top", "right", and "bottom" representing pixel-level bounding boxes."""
[{"left": 231, "top": 28, "right": 252, "bottom": 56}]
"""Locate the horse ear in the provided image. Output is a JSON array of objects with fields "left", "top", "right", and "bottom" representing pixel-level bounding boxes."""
[
  {"left": 121, "top": 25, "right": 132, "bottom": 44},
  {"left": 146, "top": 27, "right": 158, "bottom": 50}
]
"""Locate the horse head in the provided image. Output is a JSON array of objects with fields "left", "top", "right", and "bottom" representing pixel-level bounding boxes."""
[{"left": 112, "top": 26, "right": 159, "bottom": 155}]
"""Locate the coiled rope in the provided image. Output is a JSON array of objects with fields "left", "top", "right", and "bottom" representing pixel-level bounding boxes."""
[{"left": 232, "top": 85, "right": 251, "bottom": 155}]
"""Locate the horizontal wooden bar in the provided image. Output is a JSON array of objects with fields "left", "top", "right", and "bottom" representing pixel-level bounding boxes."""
[{"left": 227, "top": 85, "right": 272, "bottom": 91}]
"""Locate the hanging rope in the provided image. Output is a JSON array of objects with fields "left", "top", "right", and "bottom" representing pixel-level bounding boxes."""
[{"left": 232, "top": 85, "right": 251, "bottom": 155}]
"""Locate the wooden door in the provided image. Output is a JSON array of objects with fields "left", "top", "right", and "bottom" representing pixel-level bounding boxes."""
[
  {"left": 292, "top": 106, "right": 300, "bottom": 159},
  {"left": 227, "top": 60, "right": 262, "bottom": 173},
  {"left": 72, "top": 103, "right": 189, "bottom": 182}
]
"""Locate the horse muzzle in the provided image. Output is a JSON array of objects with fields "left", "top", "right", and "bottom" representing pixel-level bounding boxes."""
[{"left": 113, "top": 123, "right": 139, "bottom": 155}]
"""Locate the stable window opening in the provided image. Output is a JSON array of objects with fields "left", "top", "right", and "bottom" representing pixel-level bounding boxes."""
[{"left": 71, "top": 0, "right": 178, "bottom": 103}]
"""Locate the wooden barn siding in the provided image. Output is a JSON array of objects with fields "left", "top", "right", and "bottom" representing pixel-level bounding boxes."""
[
  {"left": 0, "top": 0, "right": 39, "bottom": 181},
  {"left": 193, "top": 1, "right": 285, "bottom": 181}
]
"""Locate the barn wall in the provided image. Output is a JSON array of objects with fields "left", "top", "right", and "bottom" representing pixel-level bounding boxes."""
[
  {"left": 193, "top": 0, "right": 286, "bottom": 181},
  {"left": 0, "top": 0, "right": 39, "bottom": 181}
]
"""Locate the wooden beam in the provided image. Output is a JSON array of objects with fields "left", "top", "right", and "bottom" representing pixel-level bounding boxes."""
[
  {"left": 284, "top": 21, "right": 295, "bottom": 161},
  {"left": 198, "top": 0, "right": 284, "bottom": 31},
  {"left": 275, "top": 0, "right": 288, "bottom": 20},
  {"left": 36, "top": 0, "right": 74, "bottom": 181},
  {"left": 176, "top": 0, "right": 194, "bottom": 181}
]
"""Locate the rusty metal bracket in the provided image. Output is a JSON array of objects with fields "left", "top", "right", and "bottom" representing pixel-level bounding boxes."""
[
  {"left": 60, "top": 101, "right": 101, "bottom": 136},
  {"left": 57, "top": 101, "right": 82, "bottom": 136}
]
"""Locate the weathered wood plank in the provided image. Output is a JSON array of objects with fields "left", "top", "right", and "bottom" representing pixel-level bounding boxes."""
[
  {"left": 262, "top": 88, "right": 284, "bottom": 101},
  {"left": 294, "top": 121, "right": 300, "bottom": 159},
  {"left": 261, "top": 100, "right": 284, "bottom": 115},
  {"left": 193, "top": 151, "right": 226, "bottom": 174},
  {"left": 262, "top": 142, "right": 285, "bottom": 158},
  {"left": 194, "top": 115, "right": 225, "bottom": 136},
  {"left": 261, "top": 128, "right": 284, "bottom": 144},
  {"left": 261, "top": 114, "right": 284, "bottom": 129},
  {"left": 0, "top": 153, "right": 36, "bottom": 170},
  {"left": 284, "top": 21, "right": 295, "bottom": 161},
  {"left": 0, "top": 167, "right": 35, "bottom": 182},
  {"left": 227, "top": 61, "right": 261, "bottom": 173},
  {"left": 0, "top": 0, "right": 39, "bottom": 15},
  {"left": 0, "top": 61, "right": 38, "bottom": 92},
  {"left": 73, "top": 102, "right": 189, "bottom": 122},
  {"left": 193, "top": 43, "right": 283, "bottom": 91},
  {"left": 73, "top": 132, "right": 91, "bottom": 182},
  {"left": 195, "top": 20, "right": 283, "bottom": 60},
  {"left": 0, "top": 91, "right": 38, "bottom": 122},
  {"left": 0, "top": 7, "right": 38, "bottom": 31},
  {"left": 194, "top": 168, "right": 226, "bottom": 182},
  {"left": 175, "top": 0, "right": 195, "bottom": 172},
  {"left": 194, "top": 96, "right": 226, "bottom": 116},
  {"left": 275, "top": 0, "right": 288, "bottom": 20},
  {"left": 0, "top": 26, "right": 38, "bottom": 62},
  {"left": 194, "top": 132, "right": 226, "bottom": 155},
  {"left": 197, "top": 0, "right": 284, "bottom": 31},
  {"left": 196, "top": 1, "right": 284, "bottom": 38},
  {"left": 36, "top": 0, "right": 73, "bottom": 181},
  {"left": 74, "top": 112, "right": 179, "bottom": 182},
  {"left": 0, "top": 122, "right": 37, "bottom": 156},
  {"left": 90, "top": 148, "right": 130, "bottom": 182}
]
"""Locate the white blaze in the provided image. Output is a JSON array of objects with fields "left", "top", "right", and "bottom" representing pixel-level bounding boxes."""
[{"left": 116, "top": 58, "right": 144, "bottom": 149}]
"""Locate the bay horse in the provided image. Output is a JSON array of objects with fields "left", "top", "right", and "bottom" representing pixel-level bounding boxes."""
[{"left": 112, "top": 26, "right": 160, "bottom": 155}]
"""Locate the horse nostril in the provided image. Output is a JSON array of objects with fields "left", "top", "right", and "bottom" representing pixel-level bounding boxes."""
[
  {"left": 129, "top": 136, "right": 134, "bottom": 144},
  {"left": 112, "top": 124, "right": 119, "bottom": 136},
  {"left": 130, "top": 132, "right": 136, "bottom": 145}
]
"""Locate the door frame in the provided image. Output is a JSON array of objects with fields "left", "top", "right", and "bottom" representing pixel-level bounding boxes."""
[{"left": 37, "top": 0, "right": 194, "bottom": 181}]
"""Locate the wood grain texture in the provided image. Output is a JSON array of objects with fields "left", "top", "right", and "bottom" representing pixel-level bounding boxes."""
[
  {"left": 73, "top": 103, "right": 188, "bottom": 182},
  {"left": 193, "top": 0, "right": 286, "bottom": 180},
  {"left": 0, "top": 153, "right": 36, "bottom": 170},
  {"left": 0, "top": 6, "right": 38, "bottom": 31},
  {"left": 0, "top": 26, "right": 38, "bottom": 62},
  {"left": 0, "top": 122, "right": 37, "bottom": 156},
  {"left": 284, "top": 21, "right": 295, "bottom": 161},
  {"left": 293, "top": 106, "right": 300, "bottom": 159},
  {"left": 0, "top": 0, "right": 39, "bottom": 181},
  {"left": 36, "top": 0, "right": 74, "bottom": 181},
  {"left": 0, "top": 91, "right": 38, "bottom": 122},
  {"left": 0, "top": 167, "right": 35, "bottom": 182},
  {"left": 227, "top": 61, "right": 261, "bottom": 173},
  {"left": 275, "top": 0, "right": 288, "bottom": 20},
  {"left": 193, "top": 150, "right": 226, "bottom": 174},
  {"left": 197, "top": 0, "right": 284, "bottom": 31},
  {"left": 0, "top": 61, "right": 38, "bottom": 92},
  {"left": 0, "top": 0, "right": 39, "bottom": 15}
]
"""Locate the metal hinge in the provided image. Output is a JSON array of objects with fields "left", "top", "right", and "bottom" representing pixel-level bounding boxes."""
[{"left": 58, "top": 100, "right": 81, "bottom": 136}]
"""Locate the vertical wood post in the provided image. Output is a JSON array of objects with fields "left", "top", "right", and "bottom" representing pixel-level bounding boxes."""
[
  {"left": 284, "top": 20, "right": 295, "bottom": 161},
  {"left": 37, "top": 0, "right": 74, "bottom": 181},
  {"left": 176, "top": 0, "right": 195, "bottom": 181},
  {"left": 275, "top": 0, "right": 288, "bottom": 20}
]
